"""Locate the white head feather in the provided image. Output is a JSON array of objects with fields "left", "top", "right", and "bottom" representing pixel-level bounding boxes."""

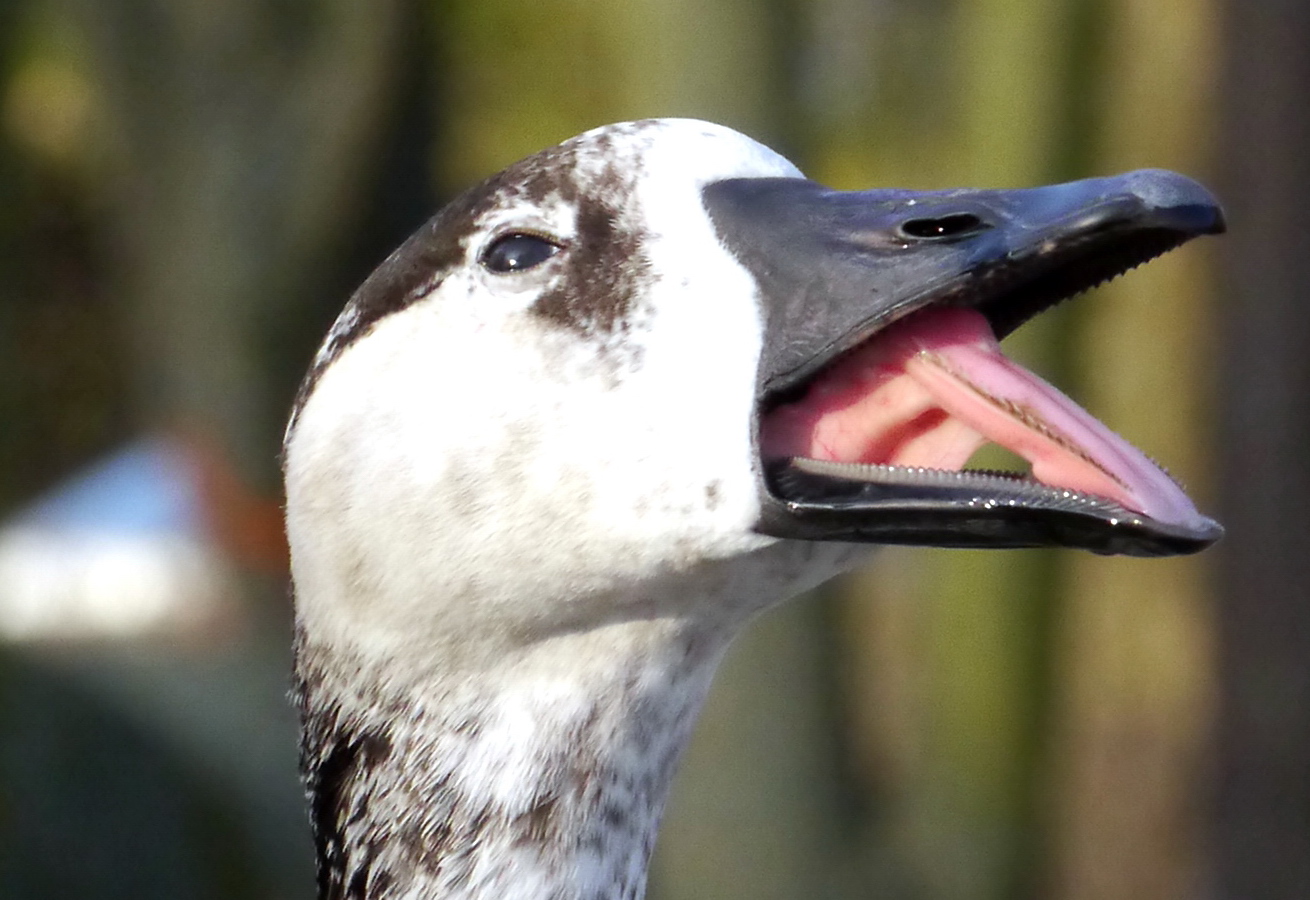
[
  {"left": 284, "top": 119, "right": 866, "bottom": 900},
  {"left": 286, "top": 119, "right": 861, "bottom": 668}
]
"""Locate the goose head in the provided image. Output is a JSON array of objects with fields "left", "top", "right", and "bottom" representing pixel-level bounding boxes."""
[{"left": 284, "top": 118, "right": 1223, "bottom": 899}]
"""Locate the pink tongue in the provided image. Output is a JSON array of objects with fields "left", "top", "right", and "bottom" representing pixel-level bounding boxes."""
[{"left": 759, "top": 307, "right": 1206, "bottom": 529}]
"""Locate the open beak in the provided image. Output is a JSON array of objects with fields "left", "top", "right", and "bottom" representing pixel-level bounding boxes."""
[{"left": 702, "top": 170, "right": 1225, "bottom": 557}]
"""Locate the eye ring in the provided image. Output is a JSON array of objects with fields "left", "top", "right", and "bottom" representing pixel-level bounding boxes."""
[{"left": 480, "top": 232, "right": 563, "bottom": 274}]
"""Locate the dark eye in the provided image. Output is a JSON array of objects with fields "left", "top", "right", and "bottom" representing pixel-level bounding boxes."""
[{"left": 481, "top": 233, "right": 561, "bottom": 273}]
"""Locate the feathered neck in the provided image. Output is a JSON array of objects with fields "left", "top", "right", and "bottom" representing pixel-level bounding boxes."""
[{"left": 294, "top": 619, "right": 730, "bottom": 900}]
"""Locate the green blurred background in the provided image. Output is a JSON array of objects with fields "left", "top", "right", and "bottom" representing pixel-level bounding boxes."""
[{"left": 0, "top": 1, "right": 1303, "bottom": 898}]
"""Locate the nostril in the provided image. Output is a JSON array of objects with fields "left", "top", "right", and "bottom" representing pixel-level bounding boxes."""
[{"left": 899, "top": 213, "right": 989, "bottom": 240}]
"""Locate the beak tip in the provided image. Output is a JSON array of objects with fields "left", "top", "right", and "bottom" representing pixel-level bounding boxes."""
[{"left": 1122, "top": 168, "right": 1226, "bottom": 235}]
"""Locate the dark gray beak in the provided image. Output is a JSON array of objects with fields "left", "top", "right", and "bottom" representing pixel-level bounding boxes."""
[{"left": 702, "top": 170, "right": 1225, "bottom": 557}]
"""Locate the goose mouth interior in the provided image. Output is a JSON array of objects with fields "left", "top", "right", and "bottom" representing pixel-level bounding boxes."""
[{"left": 754, "top": 218, "right": 1224, "bottom": 557}]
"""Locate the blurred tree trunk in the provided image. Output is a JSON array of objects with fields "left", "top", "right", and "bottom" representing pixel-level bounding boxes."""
[
  {"left": 0, "top": 0, "right": 137, "bottom": 509},
  {"left": 1048, "top": 2, "right": 1220, "bottom": 899},
  {"left": 1213, "top": 2, "right": 1310, "bottom": 897},
  {"left": 67, "top": 0, "right": 406, "bottom": 483}
]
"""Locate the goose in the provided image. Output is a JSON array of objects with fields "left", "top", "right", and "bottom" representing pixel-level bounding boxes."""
[{"left": 283, "top": 118, "right": 1224, "bottom": 900}]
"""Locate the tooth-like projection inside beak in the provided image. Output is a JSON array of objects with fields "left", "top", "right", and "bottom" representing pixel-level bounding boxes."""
[{"left": 760, "top": 307, "right": 1208, "bottom": 531}]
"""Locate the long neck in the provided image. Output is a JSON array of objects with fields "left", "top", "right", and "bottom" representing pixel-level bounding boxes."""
[{"left": 295, "top": 624, "right": 727, "bottom": 900}]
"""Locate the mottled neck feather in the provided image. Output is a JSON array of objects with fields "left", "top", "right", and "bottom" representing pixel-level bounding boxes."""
[{"left": 294, "top": 625, "right": 727, "bottom": 900}]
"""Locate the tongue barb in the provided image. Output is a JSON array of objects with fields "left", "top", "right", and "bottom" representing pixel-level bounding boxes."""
[{"left": 760, "top": 308, "right": 1207, "bottom": 530}]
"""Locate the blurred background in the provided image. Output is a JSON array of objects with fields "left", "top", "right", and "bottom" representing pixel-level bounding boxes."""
[{"left": 0, "top": 0, "right": 1302, "bottom": 898}]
